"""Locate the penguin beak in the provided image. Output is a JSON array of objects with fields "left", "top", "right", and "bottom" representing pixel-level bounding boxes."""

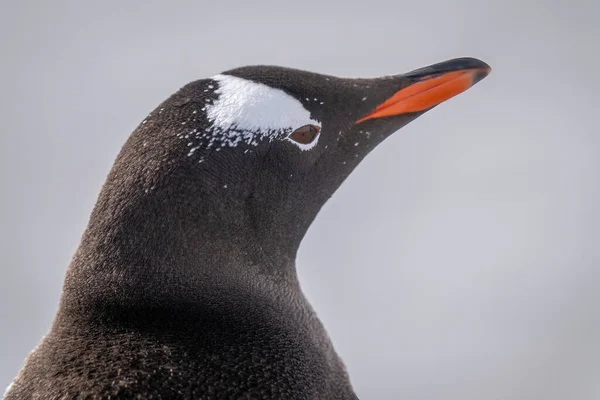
[{"left": 356, "top": 57, "right": 491, "bottom": 124}]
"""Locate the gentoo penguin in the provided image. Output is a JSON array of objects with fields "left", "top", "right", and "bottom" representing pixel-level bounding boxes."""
[{"left": 5, "top": 57, "right": 490, "bottom": 399}]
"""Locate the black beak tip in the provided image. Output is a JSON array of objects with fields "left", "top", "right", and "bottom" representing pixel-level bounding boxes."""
[
  {"left": 472, "top": 67, "right": 491, "bottom": 85},
  {"left": 450, "top": 57, "right": 491, "bottom": 72},
  {"left": 404, "top": 57, "right": 492, "bottom": 81}
]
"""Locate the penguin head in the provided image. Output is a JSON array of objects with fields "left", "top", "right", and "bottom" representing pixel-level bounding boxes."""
[{"left": 121, "top": 57, "right": 490, "bottom": 259}]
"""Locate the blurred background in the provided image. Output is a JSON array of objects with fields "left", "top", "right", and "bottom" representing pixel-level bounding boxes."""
[{"left": 1, "top": 1, "right": 599, "bottom": 399}]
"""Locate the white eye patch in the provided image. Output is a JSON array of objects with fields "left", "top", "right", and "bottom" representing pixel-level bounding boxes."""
[{"left": 206, "top": 74, "right": 321, "bottom": 150}]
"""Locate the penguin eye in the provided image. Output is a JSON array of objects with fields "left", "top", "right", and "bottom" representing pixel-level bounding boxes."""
[{"left": 289, "top": 125, "right": 320, "bottom": 145}]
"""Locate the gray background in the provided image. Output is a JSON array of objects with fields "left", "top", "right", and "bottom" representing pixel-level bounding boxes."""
[{"left": 1, "top": 1, "right": 599, "bottom": 398}]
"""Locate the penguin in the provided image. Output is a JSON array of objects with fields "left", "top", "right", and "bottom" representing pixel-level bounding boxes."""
[{"left": 4, "top": 57, "right": 490, "bottom": 399}]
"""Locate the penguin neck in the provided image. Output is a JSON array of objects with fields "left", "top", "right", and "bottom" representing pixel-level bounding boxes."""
[{"left": 59, "top": 165, "right": 307, "bottom": 323}]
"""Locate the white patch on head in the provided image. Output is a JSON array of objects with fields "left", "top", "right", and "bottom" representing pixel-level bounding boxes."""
[{"left": 206, "top": 74, "right": 321, "bottom": 151}]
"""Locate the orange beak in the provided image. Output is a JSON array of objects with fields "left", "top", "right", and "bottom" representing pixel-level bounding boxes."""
[{"left": 356, "top": 58, "right": 491, "bottom": 124}]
